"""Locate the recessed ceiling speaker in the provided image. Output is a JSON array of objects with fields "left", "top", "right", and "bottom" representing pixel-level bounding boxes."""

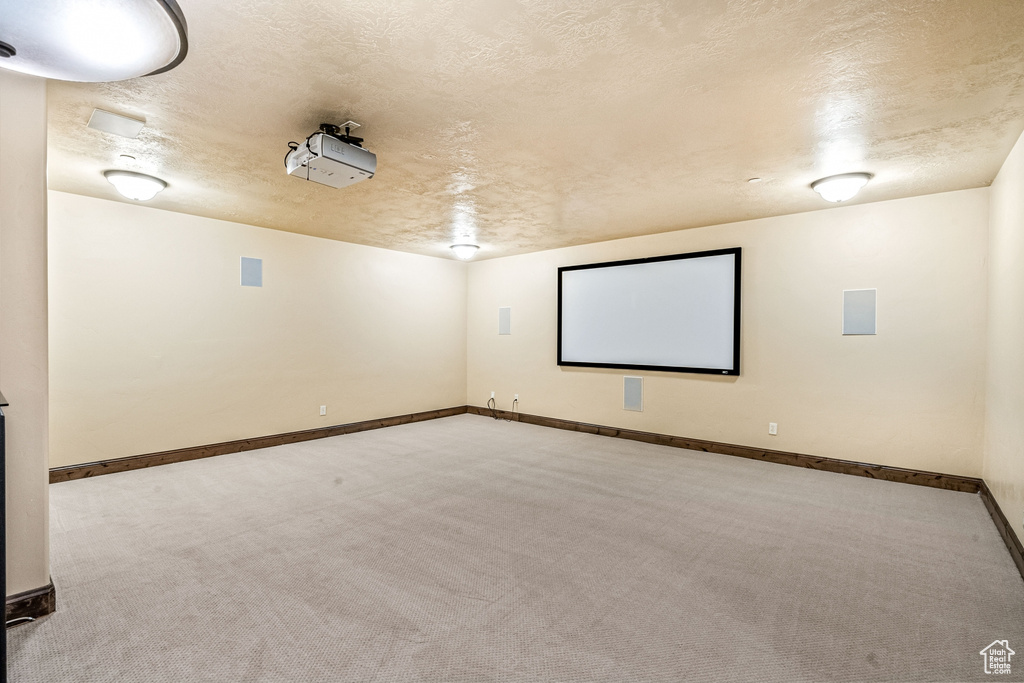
[{"left": 87, "top": 109, "right": 145, "bottom": 138}]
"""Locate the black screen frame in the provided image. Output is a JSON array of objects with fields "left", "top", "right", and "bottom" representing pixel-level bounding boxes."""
[{"left": 557, "top": 247, "right": 742, "bottom": 376}]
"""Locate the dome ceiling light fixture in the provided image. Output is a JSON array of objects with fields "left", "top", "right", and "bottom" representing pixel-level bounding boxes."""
[
  {"left": 104, "top": 170, "right": 166, "bottom": 201},
  {"left": 0, "top": 0, "right": 188, "bottom": 82},
  {"left": 811, "top": 172, "right": 873, "bottom": 203},
  {"left": 450, "top": 244, "right": 480, "bottom": 260}
]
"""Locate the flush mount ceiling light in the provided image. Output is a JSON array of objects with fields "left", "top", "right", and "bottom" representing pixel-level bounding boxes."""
[
  {"left": 811, "top": 172, "right": 873, "bottom": 203},
  {"left": 0, "top": 0, "right": 188, "bottom": 82},
  {"left": 450, "top": 244, "right": 480, "bottom": 260},
  {"left": 104, "top": 170, "right": 166, "bottom": 201}
]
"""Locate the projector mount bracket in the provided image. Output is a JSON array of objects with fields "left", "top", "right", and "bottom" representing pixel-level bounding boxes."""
[{"left": 318, "top": 122, "right": 363, "bottom": 147}]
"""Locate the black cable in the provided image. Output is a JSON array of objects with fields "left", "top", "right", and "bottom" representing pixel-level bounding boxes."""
[
  {"left": 283, "top": 142, "right": 300, "bottom": 169},
  {"left": 487, "top": 397, "right": 517, "bottom": 422}
]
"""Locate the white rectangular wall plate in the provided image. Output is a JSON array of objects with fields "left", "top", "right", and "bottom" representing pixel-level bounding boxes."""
[
  {"left": 843, "top": 289, "right": 876, "bottom": 335},
  {"left": 240, "top": 257, "right": 262, "bottom": 287},
  {"left": 624, "top": 376, "right": 643, "bottom": 411},
  {"left": 498, "top": 307, "right": 511, "bottom": 335}
]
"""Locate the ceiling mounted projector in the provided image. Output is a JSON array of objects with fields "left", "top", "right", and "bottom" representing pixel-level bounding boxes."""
[{"left": 285, "top": 122, "right": 376, "bottom": 189}]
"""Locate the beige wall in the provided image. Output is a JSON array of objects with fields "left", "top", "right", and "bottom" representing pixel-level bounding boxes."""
[
  {"left": 48, "top": 191, "right": 467, "bottom": 467},
  {"left": 984, "top": 128, "right": 1024, "bottom": 547},
  {"left": 0, "top": 71, "right": 50, "bottom": 596},
  {"left": 467, "top": 189, "right": 990, "bottom": 477},
  {"left": 37, "top": 130, "right": 1024, "bottom": 561}
]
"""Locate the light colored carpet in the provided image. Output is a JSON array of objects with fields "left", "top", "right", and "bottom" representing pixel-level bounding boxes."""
[{"left": 8, "top": 414, "right": 1024, "bottom": 682}]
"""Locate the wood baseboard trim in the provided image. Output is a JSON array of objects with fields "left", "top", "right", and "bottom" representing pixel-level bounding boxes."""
[
  {"left": 44, "top": 404, "right": 1024, "bottom": 584},
  {"left": 979, "top": 481, "right": 1024, "bottom": 580},
  {"left": 466, "top": 405, "right": 982, "bottom": 493},
  {"left": 50, "top": 406, "right": 468, "bottom": 483},
  {"left": 6, "top": 581, "right": 55, "bottom": 627},
  {"left": 467, "top": 406, "right": 1024, "bottom": 581}
]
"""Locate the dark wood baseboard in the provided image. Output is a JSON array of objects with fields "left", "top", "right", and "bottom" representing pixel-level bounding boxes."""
[
  {"left": 50, "top": 406, "right": 468, "bottom": 483},
  {"left": 467, "top": 405, "right": 982, "bottom": 493},
  {"left": 979, "top": 481, "right": 1024, "bottom": 581},
  {"left": 55, "top": 403, "right": 983, "bottom": 493},
  {"left": 6, "top": 580, "right": 55, "bottom": 627},
  {"left": 468, "top": 406, "right": 1024, "bottom": 582},
  {"left": 46, "top": 403, "right": 1022, "bottom": 584}
]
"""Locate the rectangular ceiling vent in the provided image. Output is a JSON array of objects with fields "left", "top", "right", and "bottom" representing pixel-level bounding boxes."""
[{"left": 87, "top": 109, "right": 146, "bottom": 138}]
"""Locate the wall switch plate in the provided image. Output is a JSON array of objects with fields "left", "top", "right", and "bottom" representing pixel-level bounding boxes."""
[
  {"left": 320, "top": 405, "right": 327, "bottom": 416},
  {"left": 768, "top": 422, "right": 778, "bottom": 435}
]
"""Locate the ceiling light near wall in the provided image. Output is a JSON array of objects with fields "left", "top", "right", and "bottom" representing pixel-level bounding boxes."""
[
  {"left": 450, "top": 244, "right": 480, "bottom": 260},
  {"left": 811, "top": 172, "right": 872, "bottom": 203},
  {"left": 104, "top": 170, "right": 166, "bottom": 201},
  {"left": 0, "top": 0, "right": 188, "bottom": 82}
]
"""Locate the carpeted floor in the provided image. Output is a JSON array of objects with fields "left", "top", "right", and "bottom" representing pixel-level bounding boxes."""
[{"left": 8, "top": 414, "right": 1024, "bottom": 682}]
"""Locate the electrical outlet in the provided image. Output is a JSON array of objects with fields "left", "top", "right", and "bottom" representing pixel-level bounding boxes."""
[
  {"left": 768, "top": 422, "right": 778, "bottom": 436},
  {"left": 320, "top": 405, "right": 327, "bottom": 416},
  {"left": 514, "top": 394, "right": 519, "bottom": 401},
  {"left": 490, "top": 391, "right": 495, "bottom": 399}
]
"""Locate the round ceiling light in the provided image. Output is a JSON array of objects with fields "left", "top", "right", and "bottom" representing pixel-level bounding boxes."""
[
  {"left": 0, "top": 0, "right": 188, "bottom": 82},
  {"left": 450, "top": 244, "right": 480, "bottom": 260},
  {"left": 811, "top": 172, "right": 872, "bottom": 203},
  {"left": 104, "top": 170, "right": 166, "bottom": 201}
]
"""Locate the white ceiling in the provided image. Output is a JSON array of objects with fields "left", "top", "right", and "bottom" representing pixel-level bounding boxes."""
[{"left": 46, "top": 0, "right": 1024, "bottom": 259}]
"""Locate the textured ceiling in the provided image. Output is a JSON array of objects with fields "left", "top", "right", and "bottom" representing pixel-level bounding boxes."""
[{"left": 46, "top": 0, "right": 1024, "bottom": 259}]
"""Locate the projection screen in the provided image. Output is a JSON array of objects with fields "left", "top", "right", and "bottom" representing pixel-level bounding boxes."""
[{"left": 557, "top": 248, "right": 741, "bottom": 375}]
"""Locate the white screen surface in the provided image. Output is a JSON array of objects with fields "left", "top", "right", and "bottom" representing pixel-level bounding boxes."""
[{"left": 558, "top": 250, "right": 739, "bottom": 374}]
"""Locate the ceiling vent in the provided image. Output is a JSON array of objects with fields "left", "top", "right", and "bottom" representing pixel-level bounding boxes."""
[{"left": 87, "top": 109, "right": 145, "bottom": 138}]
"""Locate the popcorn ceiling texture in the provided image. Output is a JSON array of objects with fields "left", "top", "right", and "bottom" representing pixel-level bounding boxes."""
[{"left": 46, "top": 0, "right": 1024, "bottom": 258}]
